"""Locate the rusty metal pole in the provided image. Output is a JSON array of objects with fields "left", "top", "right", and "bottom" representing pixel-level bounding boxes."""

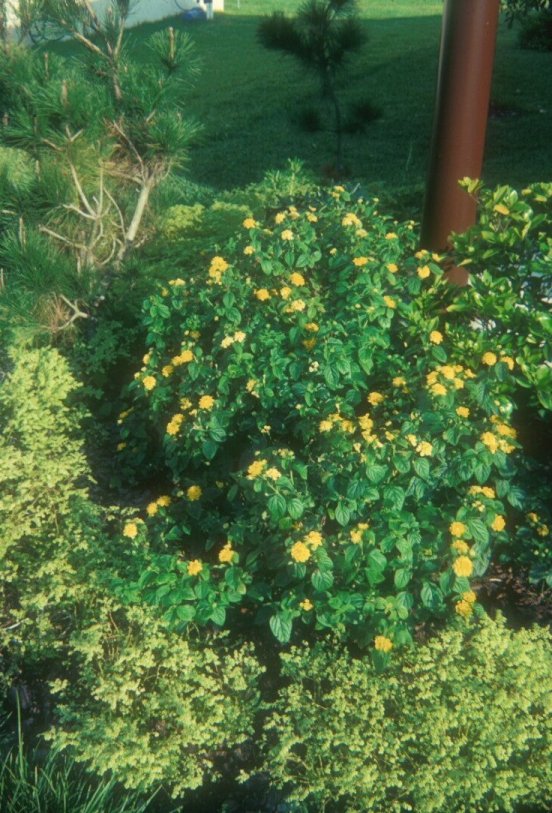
[{"left": 420, "top": 0, "right": 500, "bottom": 284}]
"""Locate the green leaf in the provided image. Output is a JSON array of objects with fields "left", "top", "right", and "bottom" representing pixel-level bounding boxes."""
[
  {"left": 311, "top": 569, "right": 334, "bottom": 592},
  {"left": 383, "top": 485, "right": 405, "bottom": 510},
  {"left": 394, "top": 568, "right": 412, "bottom": 589},
  {"left": 288, "top": 497, "right": 304, "bottom": 520},
  {"left": 468, "top": 518, "right": 489, "bottom": 545},
  {"left": 269, "top": 612, "right": 293, "bottom": 643},
  {"left": 209, "top": 606, "right": 226, "bottom": 625},
  {"left": 368, "top": 549, "right": 387, "bottom": 572},
  {"left": 421, "top": 581, "right": 441, "bottom": 609},
  {"left": 413, "top": 458, "right": 430, "bottom": 480},
  {"left": 268, "top": 493, "right": 287, "bottom": 521},
  {"left": 335, "top": 502, "right": 351, "bottom": 526},
  {"left": 367, "top": 464, "right": 387, "bottom": 484},
  {"left": 323, "top": 364, "right": 340, "bottom": 389},
  {"left": 202, "top": 438, "right": 218, "bottom": 460},
  {"left": 176, "top": 605, "right": 195, "bottom": 623}
]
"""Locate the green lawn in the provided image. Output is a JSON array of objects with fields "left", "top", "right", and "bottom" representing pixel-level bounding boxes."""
[{"left": 55, "top": 0, "right": 552, "bottom": 201}]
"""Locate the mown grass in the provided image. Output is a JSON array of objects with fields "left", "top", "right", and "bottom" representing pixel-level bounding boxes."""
[{"left": 53, "top": 0, "right": 552, "bottom": 203}]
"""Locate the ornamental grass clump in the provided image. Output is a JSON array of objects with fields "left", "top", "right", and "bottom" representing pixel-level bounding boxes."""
[
  {"left": 116, "top": 183, "right": 550, "bottom": 647},
  {"left": 260, "top": 615, "right": 552, "bottom": 813}
]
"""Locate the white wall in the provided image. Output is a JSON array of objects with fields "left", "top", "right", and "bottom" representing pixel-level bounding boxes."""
[{"left": 5, "top": 0, "right": 224, "bottom": 36}]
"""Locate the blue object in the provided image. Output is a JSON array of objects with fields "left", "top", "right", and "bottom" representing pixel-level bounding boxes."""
[{"left": 182, "top": 6, "right": 206, "bottom": 20}]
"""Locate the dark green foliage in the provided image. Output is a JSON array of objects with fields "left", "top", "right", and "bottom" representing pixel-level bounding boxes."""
[{"left": 519, "top": 8, "right": 552, "bottom": 49}]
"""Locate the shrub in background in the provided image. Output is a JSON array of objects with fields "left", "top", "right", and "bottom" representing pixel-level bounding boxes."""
[
  {"left": 449, "top": 181, "right": 552, "bottom": 586},
  {"left": 259, "top": 614, "right": 552, "bottom": 813},
  {"left": 112, "top": 183, "right": 551, "bottom": 648},
  {"left": 49, "top": 604, "right": 263, "bottom": 798}
]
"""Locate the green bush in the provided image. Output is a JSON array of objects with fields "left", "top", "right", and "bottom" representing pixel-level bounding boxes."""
[
  {"left": 49, "top": 605, "right": 263, "bottom": 797},
  {"left": 112, "top": 183, "right": 550, "bottom": 648},
  {"left": 0, "top": 345, "right": 141, "bottom": 675},
  {"left": 260, "top": 614, "right": 552, "bottom": 812}
]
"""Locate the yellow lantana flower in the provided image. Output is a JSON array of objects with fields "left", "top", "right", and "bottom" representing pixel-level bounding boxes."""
[
  {"left": 187, "top": 560, "right": 203, "bottom": 576},
  {"left": 199, "top": 395, "right": 215, "bottom": 411},
  {"left": 456, "top": 406, "right": 470, "bottom": 418},
  {"left": 300, "top": 598, "right": 314, "bottom": 611},
  {"left": 291, "top": 541, "right": 311, "bottom": 563},
  {"left": 453, "top": 556, "right": 474, "bottom": 577},
  {"left": 143, "top": 376, "right": 156, "bottom": 391},
  {"left": 186, "top": 485, "right": 202, "bottom": 501},
  {"left": 455, "top": 599, "right": 473, "bottom": 618},
  {"left": 451, "top": 539, "right": 470, "bottom": 554},
  {"left": 482, "top": 351, "right": 498, "bottom": 366},
  {"left": 383, "top": 295, "right": 397, "bottom": 309},
  {"left": 450, "top": 521, "right": 467, "bottom": 537},
  {"left": 353, "top": 257, "right": 369, "bottom": 267},
  {"left": 418, "top": 265, "right": 431, "bottom": 279},
  {"left": 255, "top": 288, "right": 270, "bottom": 301},
  {"left": 305, "top": 531, "right": 323, "bottom": 549},
  {"left": 218, "top": 544, "right": 234, "bottom": 564},
  {"left": 281, "top": 229, "right": 294, "bottom": 241},
  {"left": 123, "top": 522, "right": 138, "bottom": 539},
  {"left": 374, "top": 635, "right": 393, "bottom": 652},
  {"left": 416, "top": 441, "right": 433, "bottom": 457},
  {"left": 368, "top": 391, "right": 384, "bottom": 406},
  {"left": 290, "top": 272, "right": 306, "bottom": 286},
  {"left": 265, "top": 467, "right": 281, "bottom": 481},
  {"left": 386, "top": 263, "right": 398, "bottom": 273},
  {"left": 242, "top": 217, "right": 257, "bottom": 228},
  {"left": 481, "top": 432, "right": 499, "bottom": 453},
  {"left": 491, "top": 515, "right": 506, "bottom": 532},
  {"left": 247, "top": 459, "right": 267, "bottom": 478}
]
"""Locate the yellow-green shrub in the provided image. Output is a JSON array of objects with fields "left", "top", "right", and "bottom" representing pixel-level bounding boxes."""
[
  {"left": 49, "top": 605, "right": 263, "bottom": 797},
  {"left": 261, "top": 615, "right": 552, "bottom": 812}
]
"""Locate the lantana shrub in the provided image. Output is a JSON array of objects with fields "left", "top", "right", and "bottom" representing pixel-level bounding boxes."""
[{"left": 117, "top": 184, "right": 548, "bottom": 647}]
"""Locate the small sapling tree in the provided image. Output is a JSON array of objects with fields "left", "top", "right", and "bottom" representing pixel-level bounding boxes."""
[{"left": 258, "top": 0, "right": 365, "bottom": 173}]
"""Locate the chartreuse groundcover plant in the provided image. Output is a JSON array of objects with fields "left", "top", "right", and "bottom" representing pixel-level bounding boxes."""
[
  {"left": 260, "top": 615, "right": 552, "bottom": 813},
  {"left": 115, "top": 182, "right": 551, "bottom": 650}
]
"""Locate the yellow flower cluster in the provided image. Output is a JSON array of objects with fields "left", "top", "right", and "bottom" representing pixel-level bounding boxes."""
[
  {"left": 208, "top": 256, "right": 229, "bottom": 284},
  {"left": 218, "top": 543, "right": 234, "bottom": 564},
  {"left": 350, "top": 522, "right": 369, "bottom": 544},
  {"left": 123, "top": 521, "right": 139, "bottom": 539},
  {"left": 146, "top": 495, "right": 172, "bottom": 517},
  {"left": 429, "top": 330, "right": 443, "bottom": 344},
  {"left": 453, "top": 556, "right": 474, "bottom": 578},
  {"left": 255, "top": 288, "right": 270, "bottom": 301},
  {"left": 143, "top": 375, "right": 156, "bottom": 391},
  {"left": 172, "top": 348, "right": 194, "bottom": 366},
  {"left": 242, "top": 217, "right": 257, "bottom": 229},
  {"left": 300, "top": 598, "right": 314, "bottom": 611},
  {"left": 451, "top": 539, "right": 470, "bottom": 554},
  {"left": 290, "top": 541, "right": 311, "bottom": 563},
  {"left": 417, "top": 265, "right": 431, "bottom": 279},
  {"left": 526, "top": 512, "right": 550, "bottom": 537},
  {"left": 199, "top": 395, "right": 215, "bottom": 411},
  {"left": 416, "top": 440, "right": 433, "bottom": 457},
  {"left": 374, "top": 635, "right": 393, "bottom": 652},
  {"left": 247, "top": 459, "right": 267, "bottom": 478},
  {"left": 187, "top": 559, "right": 203, "bottom": 576},
  {"left": 290, "top": 272, "right": 306, "bottom": 286},
  {"left": 426, "top": 363, "right": 474, "bottom": 397},
  {"left": 319, "top": 411, "right": 356, "bottom": 435},
  {"left": 450, "top": 521, "right": 467, "bottom": 537},
  {"left": 353, "top": 256, "right": 369, "bottom": 267},
  {"left": 186, "top": 485, "right": 202, "bottom": 501},
  {"left": 342, "top": 212, "right": 362, "bottom": 228},
  {"left": 166, "top": 413, "right": 184, "bottom": 436},
  {"left": 281, "top": 229, "right": 294, "bottom": 241},
  {"left": 491, "top": 515, "right": 506, "bottom": 532},
  {"left": 469, "top": 485, "right": 496, "bottom": 499}
]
